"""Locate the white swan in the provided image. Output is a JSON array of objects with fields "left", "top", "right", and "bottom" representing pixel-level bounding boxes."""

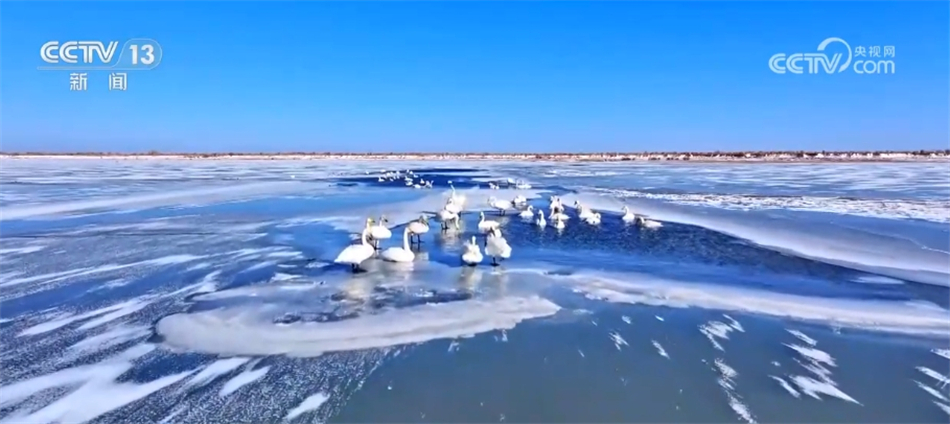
[
  {"left": 334, "top": 219, "right": 376, "bottom": 272},
  {"left": 549, "top": 197, "right": 565, "bottom": 216},
  {"left": 513, "top": 195, "right": 527, "bottom": 205},
  {"left": 438, "top": 208, "right": 460, "bottom": 231},
  {"left": 574, "top": 201, "right": 595, "bottom": 220},
  {"left": 406, "top": 215, "right": 429, "bottom": 244},
  {"left": 519, "top": 205, "right": 534, "bottom": 219},
  {"left": 380, "top": 227, "right": 415, "bottom": 263},
  {"left": 444, "top": 199, "right": 463, "bottom": 215},
  {"left": 549, "top": 211, "right": 570, "bottom": 221},
  {"left": 477, "top": 211, "right": 500, "bottom": 233},
  {"left": 621, "top": 205, "right": 637, "bottom": 222},
  {"left": 461, "top": 236, "right": 483, "bottom": 266},
  {"left": 635, "top": 215, "right": 663, "bottom": 229},
  {"left": 536, "top": 213, "right": 546, "bottom": 228},
  {"left": 368, "top": 216, "right": 392, "bottom": 249},
  {"left": 449, "top": 183, "right": 467, "bottom": 209},
  {"left": 485, "top": 228, "right": 512, "bottom": 266},
  {"left": 584, "top": 212, "right": 601, "bottom": 225},
  {"left": 487, "top": 196, "right": 513, "bottom": 215},
  {"left": 553, "top": 218, "right": 565, "bottom": 229}
]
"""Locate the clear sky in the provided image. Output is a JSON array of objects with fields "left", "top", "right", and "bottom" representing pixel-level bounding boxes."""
[{"left": 2, "top": 2, "right": 948, "bottom": 153}]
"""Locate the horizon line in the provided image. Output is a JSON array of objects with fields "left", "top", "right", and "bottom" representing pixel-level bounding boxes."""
[{"left": 2, "top": 149, "right": 948, "bottom": 156}]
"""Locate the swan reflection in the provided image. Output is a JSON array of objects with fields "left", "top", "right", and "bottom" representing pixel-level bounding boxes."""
[{"left": 457, "top": 267, "right": 483, "bottom": 292}]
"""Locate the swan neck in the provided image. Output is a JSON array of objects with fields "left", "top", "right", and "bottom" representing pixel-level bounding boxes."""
[{"left": 403, "top": 228, "right": 411, "bottom": 250}]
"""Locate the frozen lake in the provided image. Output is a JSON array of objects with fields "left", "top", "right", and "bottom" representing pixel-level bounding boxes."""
[{"left": 1, "top": 159, "right": 948, "bottom": 423}]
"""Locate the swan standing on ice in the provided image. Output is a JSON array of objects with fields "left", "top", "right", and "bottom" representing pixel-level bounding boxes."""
[
  {"left": 478, "top": 211, "right": 501, "bottom": 233},
  {"left": 461, "top": 236, "right": 483, "bottom": 266},
  {"left": 334, "top": 219, "right": 376, "bottom": 272},
  {"left": 635, "top": 215, "right": 663, "bottom": 229},
  {"left": 513, "top": 195, "right": 527, "bottom": 206},
  {"left": 485, "top": 227, "right": 512, "bottom": 266},
  {"left": 381, "top": 227, "right": 415, "bottom": 263},
  {"left": 438, "top": 208, "right": 460, "bottom": 231},
  {"left": 519, "top": 206, "right": 534, "bottom": 219},
  {"left": 621, "top": 206, "right": 637, "bottom": 223},
  {"left": 407, "top": 215, "right": 429, "bottom": 245},
  {"left": 488, "top": 196, "right": 513, "bottom": 215},
  {"left": 368, "top": 216, "right": 392, "bottom": 249},
  {"left": 536, "top": 213, "right": 547, "bottom": 228},
  {"left": 584, "top": 212, "right": 601, "bottom": 225},
  {"left": 444, "top": 198, "right": 463, "bottom": 216}
]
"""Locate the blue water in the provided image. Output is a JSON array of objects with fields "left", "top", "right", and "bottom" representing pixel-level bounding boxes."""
[{"left": 0, "top": 159, "right": 948, "bottom": 423}]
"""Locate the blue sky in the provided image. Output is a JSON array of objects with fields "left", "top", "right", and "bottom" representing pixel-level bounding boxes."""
[{"left": 2, "top": 2, "right": 947, "bottom": 153}]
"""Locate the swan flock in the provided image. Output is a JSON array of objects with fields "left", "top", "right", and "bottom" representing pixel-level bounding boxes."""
[{"left": 334, "top": 178, "right": 662, "bottom": 273}]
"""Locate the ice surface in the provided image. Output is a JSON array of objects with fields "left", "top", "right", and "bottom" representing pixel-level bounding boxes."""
[
  {"left": 788, "top": 375, "right": 861, "bottom": 404},
  {"left": 219, "top": 365, "right": 270, "bottom": 397},
  {"left": 156, "top": 295, "right": 560, "bottom": 357},
  {"left": 0, "top": 181, "right": 314, "bottom": 221},
  {"left": 19, "top": 298, "right": 155, "bottom": 337},
  {"left": 914, "top": 380, "right": 950, "bottom": 403},
  {"left": 0, "top": 345, "right": 192, "bottom": 424},
  {"left": 784, "top": 343, "right": 835, "bottom": 367},
  {"left": 651, "top": 340, "right": 669, "bottom": 359},
  {"left": 712, "top": 358, "right": 755, "bottom": 423},
  {"left": 65, "top": 324, "right": 151, "bottom": 359},
  {"left": 554, "top": 269, "right": 950, "bottom": 335},
  {"left": 2, "top": 159, "right": 947, "bottom": 423},
  {"left": 786, "top": 329, "right": 818, "bottom": 346},
  {"left": 769, "top": 376, "right": 801, "bottom": 398},
  {"left": 852, "top": 275, "right": 905, "bottom": 285},
  {"left": 608, "top": 332, "right": 628, "bottom": 351},
  {"left": 917, "top": 367, "right": 950, "bottom": 388},
  {"left": 285, "top": 392, "right": 330, "bottom": 420},
  {"left": 185, "top": 357, "right": 252, "bottom": 388},
  {"left": 559, "top": 192, "right": 950, "bottom": 287},
  {"left": 1, "top": 255, "right": 205, "bottom": 289},
  {"left": 588, "top": 187, "right": 950, "bottom": 223}
]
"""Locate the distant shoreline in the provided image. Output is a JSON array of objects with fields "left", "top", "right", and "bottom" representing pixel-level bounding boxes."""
[{"left": 1, "top": 150, "right": 947, "bottom": 163}]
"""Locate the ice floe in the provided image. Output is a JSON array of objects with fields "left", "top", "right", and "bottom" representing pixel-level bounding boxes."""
[
  {"left": 285, "top": 392, "right": 330, "bottom": 420},
  {"left": 156, "top": 295, "right": 560, "bottom": 357}
]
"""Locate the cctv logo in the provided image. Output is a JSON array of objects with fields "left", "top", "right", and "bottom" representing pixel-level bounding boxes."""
[
  {"left": 769, "top": 37, "right": 852, "bottom": 75},
  {"left": 769, "top": 37, "right": 896, "bottom": 75},
  {"left": 41, "top": 41, "right": 119, "bottom": 65}
]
